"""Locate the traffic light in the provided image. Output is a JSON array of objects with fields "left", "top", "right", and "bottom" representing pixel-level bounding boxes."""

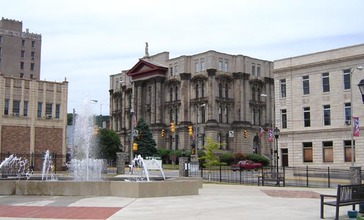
[
  {"left": 188, "top": 125, "right": 193, "bottom": 136},
  {"left": 170, "top": 122, "right": 175, "bottom": 133},
  {"left": 244, "top": 130, "right": 248, "bottom": 139},
  {"left": 161, "top": 129, "right": 165, "bottom": 137},
  {"left": 132, "top": 142, "right": 138, "bottom": 152}
]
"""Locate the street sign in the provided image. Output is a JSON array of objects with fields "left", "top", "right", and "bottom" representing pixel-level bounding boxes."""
[
  {"left": 133, "top": 130, "right": 139, "bottom": 137},
  {"left": 229, "top": 130, "right": 234, "bottom": 137}
]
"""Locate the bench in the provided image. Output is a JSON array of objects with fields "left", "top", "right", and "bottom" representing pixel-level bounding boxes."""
[
  {"left": 258, "top": 171, "right": 285, "bottom": 187},
  {"left": 320, "top": 184, "right": 364, "bottom": 220}
]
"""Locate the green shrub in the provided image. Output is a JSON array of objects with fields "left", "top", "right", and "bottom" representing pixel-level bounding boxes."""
[{"left": 220, "top": 153, "right": 234, "bottom": 165}]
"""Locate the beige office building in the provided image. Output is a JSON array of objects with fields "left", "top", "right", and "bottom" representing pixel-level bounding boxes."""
[
  {"left": 0, "top": 18, "right": 68, "bottom": 170},
  {"left": 110, "top": 48, "right": 274, "bottom": 160},
  {"left": 274, "top": 44, "right": 364, "bottom": 168},
  {"left": 0, "top": 18, "right": 41, "bottom": 79}
]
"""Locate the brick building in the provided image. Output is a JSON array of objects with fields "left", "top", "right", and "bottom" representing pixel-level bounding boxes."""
[{"left": 0, "top": 18, "right": 68, "bottom": 170}]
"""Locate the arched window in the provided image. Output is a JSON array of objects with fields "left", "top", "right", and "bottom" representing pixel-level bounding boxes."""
[
  {"left": 175, "top": 85, "right": 178, "bottom": 101},
  {"left": 225, "top": 83, "right": 228, "bottom": 98},
  {"left": 195, "top": 83, "right": 199, "bottom": 98},
  {"left": 201, "top": 82, "right": 205, "bottom": 97},
  {"left": 219, "top": 106, "right": 222, "bottom": 123},
  {"left": 170, "top": 86, "right": 173, "bottom": 101},
  {"left": 219, "top": 83, "right": 222, "bottom": 98}
]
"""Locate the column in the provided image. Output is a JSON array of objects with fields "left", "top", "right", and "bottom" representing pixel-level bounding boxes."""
[{"left": 179, "top": 73, "right": 191, "bottom": 123}]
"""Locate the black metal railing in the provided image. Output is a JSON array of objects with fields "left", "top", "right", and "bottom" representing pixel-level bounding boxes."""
[{"left": 187, "top": 164, "right": 363, "bottom": 188}]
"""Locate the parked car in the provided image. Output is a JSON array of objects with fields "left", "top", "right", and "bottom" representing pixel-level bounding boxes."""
[{"left": 231, "top": 160, "right": 263, "bottom": 171}]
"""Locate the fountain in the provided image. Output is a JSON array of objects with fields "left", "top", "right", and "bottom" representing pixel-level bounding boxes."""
[
  {"left": 0, "top": 154, "right": 32, "bottom": 180},
  {"left": 128, "top": 155, "right": 166, "bottom": 182},
  {"left": 67, "top": 99, "right": 104, "bottom": 181},
  {"left": 0, "top": 98, "right": 202, "bottom": 197},
  {"left": 41, "top": 150, "right": 57, "bottom": 181}
]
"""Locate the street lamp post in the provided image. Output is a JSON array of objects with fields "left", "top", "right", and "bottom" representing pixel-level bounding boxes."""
[
  {"left": 350, "top": 66, "right": 363, "bottom": 168},
  {"left": 348, "top": 66, "right": 363, "bottom": 185},
  {"left": 121, "top": 79, "right": 136, "bottom": 172},
  {"left": 274, "top": 127, "right": 280, "bottom": 185},
  {"left": 261, "top": 93, "right": 274, "bottom": 171}
]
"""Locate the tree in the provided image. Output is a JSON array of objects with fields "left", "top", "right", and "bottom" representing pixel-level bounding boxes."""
[
  {"left": 199, "top": 137, "right": 226, "bottom": 167},
  {"left": 97, "top": 128, "right": 121, "bottom": 161},
  {"left": 134, "top": 118, "right": 157, "bottom": 157}
]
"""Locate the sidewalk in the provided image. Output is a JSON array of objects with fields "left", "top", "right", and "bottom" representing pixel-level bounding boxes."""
[{"left": 0, "top": 183, "right": 360, "bottom": 220}]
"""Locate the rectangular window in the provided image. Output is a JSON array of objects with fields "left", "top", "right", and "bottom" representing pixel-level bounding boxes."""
[
  {"left": 302, "top": 75, "right": 310, "bottom": 95},
  {"left": 0, "top": 35, "right": 2, "bottom": 43},
  {"left": 37, "top": 102, "right": 42, "bottom": 118},
  {"left": 323, "top": 105, "right": 331, "bottom": 126},
  {"left": 218, "top": 59, "right": 223, "bottom": 71},
  {"left": 257, "top": 64, "right": 261, "bottom": 76},
  {"left": 224, "top": 60, "right": 228, "bottom": 72},
  {"left": 280, "top": 79, "right": 286, "bottom": 98},
  {"left": 322, "top": 72, "right": 330, "bottom": 92},
  {"left": 343, "top": 69, "right": 351, "bottom": 90},
  {"left": 4, "top": 99, "right": 9, "bottom": 115},
  {"left": 31, "top": 41, "right": 35, "bottom": 48},
  {"left": 21, "top": 39, "right": 25, "bottom": 46},
  {"left": 344, "top": 103, "right": 351, "bottom": 125},
  {"left": 303, "top": 107, "right": 311, "bottom": 127},
  {"left": 303, "top": 142, "right": 313, "bottom": 162},
  {"left": 23, "top": 101, "right": 28, "bottom": 117},
  {"left": 56, "top": 104, "right": 61, "bottom": 118},
  {"left": 344, "top": 140, "right": 355, "bottom": 162},
  {"left": 12, "top": 100, "right": 20, "bottom": 116},
  {"left": 323, "top": 141, "right": 333, "bottom": 162},
  {"left": 281, "top": 109, "right": 287, "bottom": 129},
  {"left": 46, "top": 103, "right": 52, "bottom": 117},
  {"left": 200, "top": 59, "right": 205, "bottom": 71},
  {"left": 252, "top": 63, "right": 256, "bottom": 76},
  {"left": 21, "top": 50, "right": 25, "bottom": 58},
  {"left": 195, "top": 60, "right": 199, "bottom": 72},
  {"left": 30, "top": 63, "right": 35, "bottom": 71},
  {"left": 31, "top": 51, "right": 35, "bottom": 60},
  {"left": 174, "top": 62, "right": 179, "bottom": 73},
  {"left": 20, "top": 62, "right": 24, "bottom": 70}
]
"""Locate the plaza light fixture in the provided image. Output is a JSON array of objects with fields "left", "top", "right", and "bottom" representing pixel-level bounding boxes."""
[
  {"left": 274, "top": 127, "right": 280, "bottom": 185},
  {"left": 350, "top": 66, "right": 363, "bottom": 167}
]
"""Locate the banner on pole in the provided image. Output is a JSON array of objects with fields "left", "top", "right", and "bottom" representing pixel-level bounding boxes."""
[{"left": 353, "top": 117, "right": 360, "bottom": 137}]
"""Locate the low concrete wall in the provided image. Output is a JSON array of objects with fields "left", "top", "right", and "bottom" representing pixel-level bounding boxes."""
[{"left": 0, "top": 178, "right": 201, "bottom": 198}]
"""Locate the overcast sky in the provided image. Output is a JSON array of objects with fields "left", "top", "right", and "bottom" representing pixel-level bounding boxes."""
[{"left": 2, "top": 0, "right": 364, "bottom": 115}]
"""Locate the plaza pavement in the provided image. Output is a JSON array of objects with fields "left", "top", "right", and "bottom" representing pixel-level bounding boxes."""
[{"left": 0, "top": 183, "right": 361, "bottom": 220}]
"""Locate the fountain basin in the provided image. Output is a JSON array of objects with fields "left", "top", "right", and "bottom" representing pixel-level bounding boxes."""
[{"left": 0, "top": 178, "right": 202, "bottom": 198}]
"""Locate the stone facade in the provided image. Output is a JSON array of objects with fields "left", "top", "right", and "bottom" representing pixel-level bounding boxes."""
[
  {"left": 273, "top": 44, "right": 364, "bottom": 168},
  {"left": 110, "top": 50, "right": 274, "bottom": 160},
  {"left": 0, "top": 18, "right": 41, "bottom": 80}
]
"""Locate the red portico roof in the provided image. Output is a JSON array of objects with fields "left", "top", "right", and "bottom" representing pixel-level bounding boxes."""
[{"left": 126, "top": 59, "right": 168, "bottom": 81}]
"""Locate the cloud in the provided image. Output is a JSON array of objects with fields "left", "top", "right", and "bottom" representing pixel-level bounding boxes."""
[{"left": 2, "top": 0, "right": 364, "bottom": 114}]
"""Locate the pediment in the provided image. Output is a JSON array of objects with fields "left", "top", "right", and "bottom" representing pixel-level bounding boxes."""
[{"left": 127, "top": 59, "right": 168, "bottom": 81}]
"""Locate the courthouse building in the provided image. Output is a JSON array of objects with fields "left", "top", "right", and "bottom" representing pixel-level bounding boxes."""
[
  {"left": 274, "top": 44, "right": 364, "bottom": 168},
  {"left": 109, "top": 47, "right": 274, "bottom": 160},
  {"left": 0, "top": 18, "right": 68, "bottom": 170}
]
